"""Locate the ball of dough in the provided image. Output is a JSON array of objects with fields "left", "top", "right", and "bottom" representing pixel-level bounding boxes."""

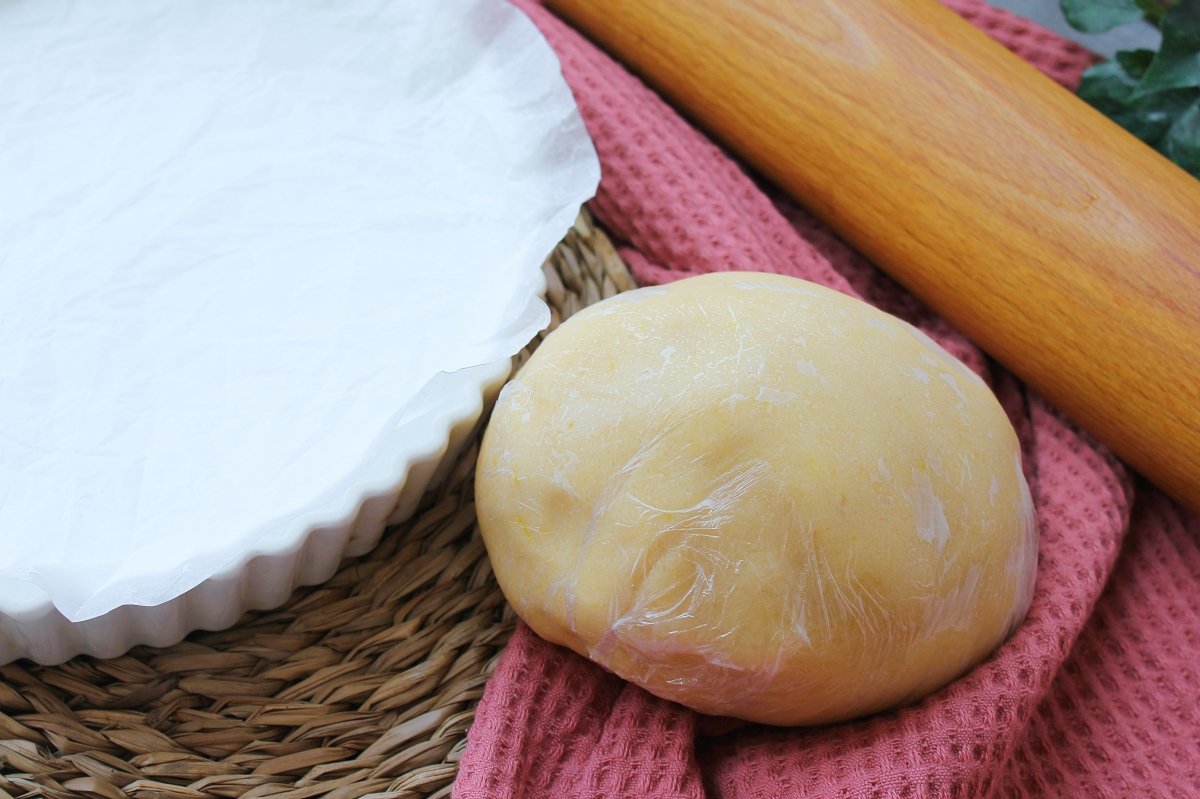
[{"left": 476, "top": 272, "right": 1037, "bottom": 726}]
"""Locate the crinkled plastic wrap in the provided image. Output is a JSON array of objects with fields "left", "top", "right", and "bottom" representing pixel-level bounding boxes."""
[
  {"left": 0, "top": 0, "right": 599, "bottom": 625},
  {"left": 476, "top": 273, "right": 1038, "bottom": 727}
]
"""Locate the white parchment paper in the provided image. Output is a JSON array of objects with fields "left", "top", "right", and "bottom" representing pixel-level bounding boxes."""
[{"left": 0, "top": 0, "right": 599, "bottom": 621}]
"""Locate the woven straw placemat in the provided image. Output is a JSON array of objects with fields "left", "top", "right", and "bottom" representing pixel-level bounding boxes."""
[{"left": 0, "top": 209, "right": 635, "bottom": 799}]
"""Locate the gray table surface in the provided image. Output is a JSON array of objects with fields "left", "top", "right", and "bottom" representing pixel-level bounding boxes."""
[{"left": 990, "top": 0, "right": 1159, "bottom": 57}]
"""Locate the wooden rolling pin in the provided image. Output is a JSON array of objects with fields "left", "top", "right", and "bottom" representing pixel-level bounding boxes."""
[{"left": 545, "top": 0, "right": 1200, "bottom": 513}]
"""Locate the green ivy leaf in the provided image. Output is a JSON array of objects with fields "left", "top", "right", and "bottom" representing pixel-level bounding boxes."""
[
  {"left": 1079, "top": 59, "right": 1141, "bottom": 112},
  {"left": 1135, "top": 0, "right": 1172, "bottom": 27},
  {"left": 1078, "top": 59, "right": 1198, "bottom": 145},
  {"left": 1134, "top": 0, "right": 1200, "bottom": 95},
  {"left": 1061, "top": 0, "right": 1145, "bottom": 32},
  {"left": 1064, "top": 0, "right": 1199, "bottom": 178},
  {"left": 1117, "top": 48, "right": 1157, "bottom": 79},
  {"left": 1163, "top": 101, "right": 1200, "bottom": 175}
]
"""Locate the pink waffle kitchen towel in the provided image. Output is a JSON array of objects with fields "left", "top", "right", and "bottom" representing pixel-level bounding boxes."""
[{"left": 455, "top": 2, "right": 1200, "bottom": 797}]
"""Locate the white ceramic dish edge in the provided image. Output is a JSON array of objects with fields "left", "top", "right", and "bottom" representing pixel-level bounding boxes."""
[{"left": 0, "top": 354, "right": 515, "bottom": 665}]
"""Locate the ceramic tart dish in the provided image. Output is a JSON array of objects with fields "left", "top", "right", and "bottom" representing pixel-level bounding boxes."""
[{"left": 0, "top": 0, "right": 599, "bottom": 663}]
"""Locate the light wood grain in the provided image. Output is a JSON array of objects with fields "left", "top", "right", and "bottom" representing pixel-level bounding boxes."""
[{"left": 546, "top": 0, "right": 1200, "bottom": 513}]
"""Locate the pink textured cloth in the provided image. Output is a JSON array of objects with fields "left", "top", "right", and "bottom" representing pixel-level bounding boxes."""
[{"left": 455, "top": 2, "right": 1200, "bottom": 797}]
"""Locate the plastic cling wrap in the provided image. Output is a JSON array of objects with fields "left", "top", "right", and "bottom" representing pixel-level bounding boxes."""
[{"left": 476, "top": 272, "right": 1037, "bottom": 726}]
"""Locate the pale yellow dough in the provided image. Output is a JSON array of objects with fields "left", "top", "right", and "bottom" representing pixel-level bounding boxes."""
[{"left": 476, "top": 272, "right": 1037, "bottom": 726}]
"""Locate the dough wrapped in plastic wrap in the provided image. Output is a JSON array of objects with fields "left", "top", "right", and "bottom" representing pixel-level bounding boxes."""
[{"left": 476, "top": 272, "right": 1037, "bottom": 726}]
